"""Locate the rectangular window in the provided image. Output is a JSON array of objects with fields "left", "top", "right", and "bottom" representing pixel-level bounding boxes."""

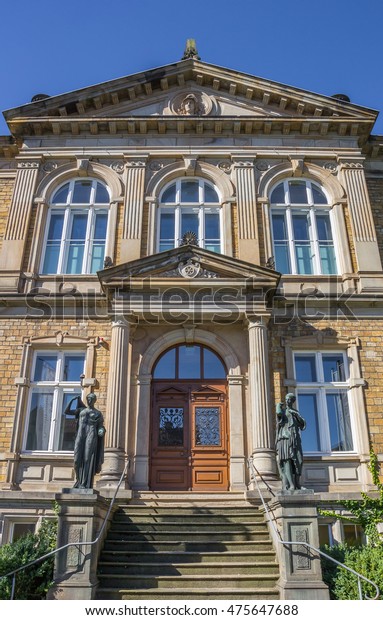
[
  {"left": 24, "top": 351, "right": 85, "bottom": 452},
  {"left": 294, "top": 351, "right": 354, "bottom": 454}
]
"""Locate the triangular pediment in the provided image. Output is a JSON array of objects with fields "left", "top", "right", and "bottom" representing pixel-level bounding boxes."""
[
  {"left": 98, "top": 244, "right": 281, "bottom": 290},
  {"left": 4, "top": 59, "right": 377, "bottom": 138}
]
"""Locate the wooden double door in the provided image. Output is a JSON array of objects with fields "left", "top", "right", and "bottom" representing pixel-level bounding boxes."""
[{"left": 150, "top": 381, "right": 229, "bottom": 491}]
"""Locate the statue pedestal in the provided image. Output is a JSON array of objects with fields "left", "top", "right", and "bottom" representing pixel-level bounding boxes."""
[
  {"left": 265, "top": 493, "right": 330, "bottom": 600},
  {"left": 47, "top": 489, "right": 112, "bottom": 600}
]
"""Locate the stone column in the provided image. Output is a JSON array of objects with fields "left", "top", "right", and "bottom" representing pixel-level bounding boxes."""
[
  {"left": 98, "top": 318, "right": 130, "bottom": 488},
  {"left": 0, "top": 158, "right": 41, "bottom": 291},
  {"left": 232, "top": 157, "right": 259, "bottom": 264},
  {"left": 120, "top": 156, "right": 148, "bottom": 262},
  {"left": 247, "top": 317, "right": 277, "bottom": 478},
  {"left": 132, "top": 373, "right": 152, "bottom": 489},
  {"left": 339, "top": 158, "right": 383, "bottom": 290},
  {"left": 227, "top": 374, "right": 246, "bottom": 489}
]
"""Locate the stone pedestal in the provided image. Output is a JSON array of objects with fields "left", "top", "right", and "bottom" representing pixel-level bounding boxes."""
[
  {"left": 47, "top": 489, "right": 111, "bottom": 600},
  {"left": 266, "top": 493, "right": 329, "bottom": 600}
]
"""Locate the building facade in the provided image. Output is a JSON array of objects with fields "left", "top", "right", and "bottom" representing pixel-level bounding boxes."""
[{"left": 0, "top": 45, "right": 382, "bottom": 547}]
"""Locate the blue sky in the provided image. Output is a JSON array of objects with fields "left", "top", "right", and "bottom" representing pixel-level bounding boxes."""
[{"left": 1, "top": 0, "right": 383, "bottom": 135}]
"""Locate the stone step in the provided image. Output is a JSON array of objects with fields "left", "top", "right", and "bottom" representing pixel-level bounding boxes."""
[
  {"left": 102, "top": 539, "right": 274, "bottom": 552},
  {"left": 98, "top": 573, "right": 278, "bottom": 590},
  {"left": 106, "top": 530, "right": 270, "bottom": 542},
  {"left": 99, "top": 550, "right": 276, "bottom": 564},
  {"left": 98, "top": 561, "right": 279, "bottom": 576},
  {"left": 109, "top": 522, "right": 268, "bottom": 533},
  {"left": 96, "top": 588, "right": 280, "bottom": 600},
  {"left": 114, "top": 512, "right": 264, "bottom": 523}
]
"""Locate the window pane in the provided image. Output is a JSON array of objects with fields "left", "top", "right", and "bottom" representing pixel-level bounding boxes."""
[
  {"left": 70, "top": 213, "right": 88, "bottom": 240},
  {"left": 205, "top": 213, "right": 220, "bottom": 240},
  {"left": 204, "top": 184, "right": 219, "bottom": 203},
  {"left": 66, "top": 244, "right": 85, "bottom": 274},
  {"left": 322, "top": 355, "right": 345, "bottom": 382},
  {"left": 272, "top": 213, "right": 288, "bottom": 241},
  {"left": 203, "top": 349, "right": 226, "bottom": 379},
  {"left": 195, "top": 407, "right": 220, "bottom": 445},
  {"left": 293, "top": 213, "right": 310, "bottom": 240},
  {"left": 94, "top": 212, "right": 108, "bottom": 239},
  {"left": 42, "top": 244, "right": 61, "bottom": 274},
  {"left": 181, "top": 212, "right": 199, "bottom": 237},
  {"left": 91, "top": 244, "right": 105, "bottom": 272},
  {"left": 159, "top": 407, "right": 184, "bottom": 446},
  {"left": 343, "top": 525, "right": 364, "bottom": 546},
  {"left": 58, "top": 392, "right": 81, "bottom": 451},
  {"left": 95, "top": 183, "right": 109, "bottom": 203},
  {"left": 312, "top": 186, "right": 328, "bottom": 205},
  {"left": 26, "top": 391, "right": 54, "bottom": 450},
  {"left": 295, "top": 244, "right": 313, "bottom": 274},
  {"left": 154, "top": 348, "right": 176, "bottom": 379},
  {"left": 289, "top": 181, "right": 308, "bottom": 204},
  {"left": 270, "top": 183, "right": 285, "bottom": 204},
  {"left": 274, "top": 243, "right": 291, "bottom": 273},
  {"left": 52, "top": 183, "right": 69, "bottom": 204},
  {"left": 34, "top": 355, "right": 57, "bottom": 381},
  {"left": 297, "top": 393, "right": 320, "bottom": 451},
  {"left": 47, "top": 212, "right": 64, "bottom": 240},
  {"left": 316, "top": 213, "right": 333, "bottom": 241},
  {"left": 327, "top": 392, "right": 353, "bottom": 451},
  {"left": 319, "top": 245, "right": 337, "bottom": 274},
  {"left": 181, "top": 180, "right": 199, "bottom": 202},
  {"left": 161, "top": 184, "right": 176, "bottom": 203},
  {"left": 318, "top": 523, "right": 332, "bottom": 546},
  {"left": 63, "top": 355, "right": 85, "bottom": 382},
  {"left": 295, "top": 355, "right": 317, "bottom": 382},
  {"left": 179, "top": 345, "right": 201, "bottom": 379},
  {"left": 159, "top": 212, "right": 175, "bottom": 245},
  {"left": 72, "top": 181, "right": 92, "bottom": 204}
]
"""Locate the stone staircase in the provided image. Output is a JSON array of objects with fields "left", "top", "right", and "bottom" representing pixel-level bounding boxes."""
[{"left": 96, "top": 493, "right": 280, "bottom": 600}]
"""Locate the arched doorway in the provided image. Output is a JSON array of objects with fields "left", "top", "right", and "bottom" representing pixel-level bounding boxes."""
[{"left": 150, "top": 344, "right": 229, "bottom": 491}]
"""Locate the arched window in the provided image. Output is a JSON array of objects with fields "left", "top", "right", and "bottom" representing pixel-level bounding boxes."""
[
  {"left": 153, "top": 344, "right": 226, "bottom": 380},
  {"left": 41, "top": 179, "right": 110, "bottom": 274},
  {"left": 270, "top": 179, "right": 338, "bottom": 275},
  {"left": 158, "top": 178, "right": 221, "bottom": 253}
]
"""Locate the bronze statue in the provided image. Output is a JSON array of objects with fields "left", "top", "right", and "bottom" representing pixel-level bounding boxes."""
[
  {"left": 65, "top": 393, "right": 106, "bottom": 489},
  {"left": 275, "top": 393, "right": 306, "bottom": 491}
]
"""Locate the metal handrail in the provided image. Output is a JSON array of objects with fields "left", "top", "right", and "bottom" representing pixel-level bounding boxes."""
[
  {"left": 0, "top": 460, "right": 129, "bottom": 600},
  {"left": 247, "top": 457, "right": 380, "bottom": 601}
]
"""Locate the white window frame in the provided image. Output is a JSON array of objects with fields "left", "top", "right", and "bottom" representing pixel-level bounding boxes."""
[
  {"left": 157, "top": 178, "right": 222, "bottom": 252},
  {"left": 270, "top": 178, "right": 339, "bottom": 275},
  {"left": 23, "top": 350, "right": 86, "bottom": 453},
  {"left": 41, "top": 179, "right": 110, "bottom": 275},
  {"left": 294, "top": 350, "right": 356, "bottom": 455}
]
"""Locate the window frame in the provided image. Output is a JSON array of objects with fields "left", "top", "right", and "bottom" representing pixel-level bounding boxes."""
[
  {"left": 157, "top": 178, "right": 222, "bottom": 253},
  {"left": 293, "top": 350, "right": 356, "bottom": 455},
  {"left": 41, "top": 179, "right": 111, "bottom": 275},
  {"left": 23, "top": 350, "right": 86, "bottom": 453},
  {"left": 270, "top": 178, "right": 339, "bottom": 275}
]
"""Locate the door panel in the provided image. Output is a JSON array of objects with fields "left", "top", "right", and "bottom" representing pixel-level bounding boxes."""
[{"left": 150, "top": 382, "right": 229, "bottom": 491}]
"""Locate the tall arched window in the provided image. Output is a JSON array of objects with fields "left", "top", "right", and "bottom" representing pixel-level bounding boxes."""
[
  {"left": 270, "top": 179, "right": 338, "bottom": 275},
  {"left": 41, "top": 179, "right": 110, "bottom": 274},
  {"left": 158, "top": 178, "right": 221, "bottom": 253}
]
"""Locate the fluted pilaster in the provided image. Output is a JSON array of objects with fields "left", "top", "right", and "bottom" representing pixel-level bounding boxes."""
[
  {"left": 233, "top": 158, "right": 259, "bottom": 263},
  {"left": 247, "top": 317, "right": 277, "bottom": 478},
  {"left": 120, "top": 157, "right": 148, "bottom": 262},
  {"left": 339, "top": 160, "right": 382, "bottom": 272}
]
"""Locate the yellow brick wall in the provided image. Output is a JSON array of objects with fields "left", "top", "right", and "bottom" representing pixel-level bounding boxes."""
[
  {"left": 0, "top": 318, "right": 113, "bottom": 483},
  {"left": 367, "top": 176, "right": 383, "bottom": 266},
  {"left": 0, "top": 177, "right": 15, "bottom": 251}
]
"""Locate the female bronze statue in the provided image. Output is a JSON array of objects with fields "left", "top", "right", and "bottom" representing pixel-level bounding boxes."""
[
  {"left": 65, "top": 393, "right": 106, "bottom": 489},
  {"left": 275, "top": 393, "right": 306, "bottom": 491}
]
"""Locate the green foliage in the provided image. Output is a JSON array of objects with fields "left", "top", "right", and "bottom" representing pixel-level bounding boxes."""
[
  {"left": 0, "top": 517, "right": 57, "bottom": 600},
  {"left": 319, "top": 446, "right": 383, "bottom": 546},
  {"left": 321, "top": 544, "right": 383, "bottom": 600}
]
